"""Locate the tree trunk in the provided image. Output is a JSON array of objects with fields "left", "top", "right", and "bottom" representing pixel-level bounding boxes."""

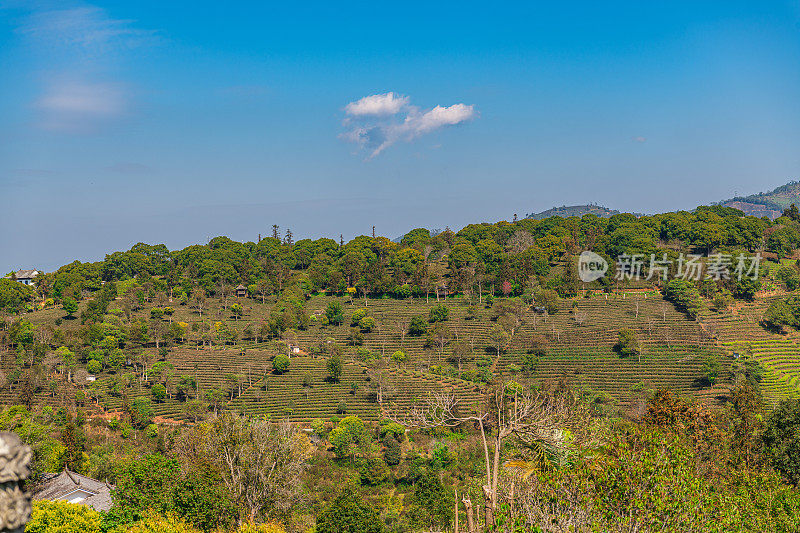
[
  {"left": 483, "top": 485, "right": 494, "bottom": 528},
  {"left": 463, "top": 496, "right": 476, "bottom": 533},
  {"left": 454, "top": 489, "right": 459, "bottom": 533},
  {"left": 491, "top": 432, "right": 501, "bottom": 519}
]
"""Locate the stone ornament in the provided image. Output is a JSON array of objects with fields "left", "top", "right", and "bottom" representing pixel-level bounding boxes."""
[{"left": 0, "top": 433, "right": 31, "bottom": 533}]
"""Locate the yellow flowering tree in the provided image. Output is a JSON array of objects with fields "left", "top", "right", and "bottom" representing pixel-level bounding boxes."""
[
  {"left": 26, "top": 500, "right": 101, "bottom": 533},
  {"left": 123, "top": 510, "right": 201, "bottom": 533}
]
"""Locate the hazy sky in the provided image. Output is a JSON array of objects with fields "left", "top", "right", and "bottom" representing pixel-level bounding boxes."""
[{"left": 2, "top": 1, "right": 800, "bottom": 273}]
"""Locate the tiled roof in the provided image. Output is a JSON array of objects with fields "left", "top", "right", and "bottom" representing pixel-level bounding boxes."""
[
  {"left": 32, "top": 470, "right": 114, "bottom": 512},
  {"left": 14, "top": 269, "right": 39, "bottom": 279}
]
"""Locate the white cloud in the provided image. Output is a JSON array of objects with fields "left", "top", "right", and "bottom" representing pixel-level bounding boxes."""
[
  {"left": 19, "top": 6, "right": 157, "bottom": 55},
  {"left": 345, "top": 92, "right": 409, "bottom": 116},
  {"left": 36, "top": 81, "right": 126, "bottom": 132},
  {"left": 14, "top": 4, "right": 157, "bottom": 133},
  {"left": 341, "top": 93, "right": 476, "bottom": 158},
  {"left": 410, "top": 104, "right": 475, "bottom": 135}
]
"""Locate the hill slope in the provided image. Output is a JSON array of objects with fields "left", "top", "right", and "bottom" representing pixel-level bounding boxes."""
[
  {"left": 718, "top": 180, "right": 800, "bottom": 219},
  {"left": 526, "top": 204, "right": 622, "bottom": 220}
]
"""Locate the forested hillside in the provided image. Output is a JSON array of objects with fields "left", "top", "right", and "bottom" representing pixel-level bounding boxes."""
[
  {"left": 5, "top": 205, "right": 800, "bottom": 532},
  {"left": 719, "top": 180, "right": 800, "bottom": 219}
]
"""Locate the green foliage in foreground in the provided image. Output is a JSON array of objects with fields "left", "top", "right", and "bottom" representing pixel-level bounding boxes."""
[
  {"left": 0, "top": 278, "right": 34, "bottom": 313},
  {"left": 26, "top": 500, "right": 101, "bottom": 533},
  {"left": 505, "top": 424, "right": 800, "bottom": 533},
  {"left": 315, "top": 490, "right": 384, "bottom": 533},
  {"left": 761, "top": 398, "right": 800, "bottom": 485}
]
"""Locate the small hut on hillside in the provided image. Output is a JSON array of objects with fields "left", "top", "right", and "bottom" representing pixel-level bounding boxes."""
[{"left": 32, "top": 470, "right": 114, "bottom": 511}]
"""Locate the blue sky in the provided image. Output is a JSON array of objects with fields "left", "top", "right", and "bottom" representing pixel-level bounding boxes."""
[{"left": 2, "top": 1, "right": 800, "bottom": 272}]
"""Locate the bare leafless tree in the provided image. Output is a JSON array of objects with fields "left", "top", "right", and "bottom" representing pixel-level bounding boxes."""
[
  {"left": 395, "top": 317, "right": 410, "bottom": 346},
  {"left": 389, "top": 386, "right": 591, "bottom": 530},
  {"left": 204, "top": 412, "right": 309, "bottom": 524}
]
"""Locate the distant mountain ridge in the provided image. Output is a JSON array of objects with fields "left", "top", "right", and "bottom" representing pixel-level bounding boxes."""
[
  {"left": 525, "top": 204, "right": 629, "bottom": 220},
  {"left": 717, "top": 180, "right": 800, "bottom": 220}
]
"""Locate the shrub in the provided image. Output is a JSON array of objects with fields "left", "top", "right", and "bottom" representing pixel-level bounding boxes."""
[
  {"left": 537, "top": 289, "right": 559, "bottom": 315},
  {"left": 151, "top": 383, "right": 166, "bottom": 401},
  {"left": 713, "top": 290, "right": 733, "bottom": 312},
  {"left": 521, "top": 353, "right": 539, "bottom": 373},
  {"left": 27, "top": 500, "right": 102, "bottom": 533},
  {"left": 475, "top": 355, "right": 492, "bottom": 367},
  {"left": 351, "top": 308, "right": 368, "bottom": 327},
  {"left": 123, "top": 511, "right": 202, "bottom": 533},
  {"left": 336, "top": 401, "right": 347, "bottom": 415},
  {"left": 316, "top": 490, "right": 384, "bottom": 533},
  {"left": 236, "top": 523, "right": 286, "bottom": 533},
  {"left": 408, "top": 470, "right": 453, "bottom": 530},
  {"left": 356, "top": 347, "right": 375, "bottom": 362},
  {"left": 360, "top": 455, "right": 389, "bottom": 485},
  {"left": 131, "top": 397, "right": 154, "bottom": 429},
  {"left": 384, "top": 437, "right": 402, "bottom": 466},
  {"left": 86, "top": 360, "right": 103, "bottom": 374},
  {"left": 379, "top": 422, "right": 405, "bottom": 441},
  {"left": 327, "top": 352, "right": 343, "bottom": 382},
  {"left": 616, "top": 328, "right": 640, "bottom": 357},
  {"left": 347, "top": 328, "right": 364, "bottom": 346},
  {"left": 776, "top": 265, "right": 800, "bottom": 291},
  {"left": 393, "top": 284, "right": 412, "bottom": 299},
  {"left": 701, "top": 357, "right": 721, "bottom": 386},
  {"left": 339, "top": 416, "right": 365, "bottom": 442},
  {"left": 150, "top": 307, "right": 165, "bottom": 319},
  {"left": 432, "top": 442, "right": 453, "bottom": 468},
  {"left": 465, "top": 305, "right": 478, "bottom": 320},
  {"left": 272, "top": 354, "right": 290, "bottom": 374},
  {"left": 325, "top": 301, "right": 344, "bottom": 325},
  {"left": 733, "top": 277, "right": 761, "bottom": 301},
  {"left": 665, "top": 279, "right": 702, "bottom": 318},
  {"left": 358, "top": 316, "right": 375, "bottom": 332},
  {"left": 329, "top": 426, "right": 352, "bottom": 458},
  {"left": 391, "top": 350, "right": 407, "bottom": 363},
  {"left": 408, "top": 316, "right": 428, "bottom": 336},
  {"left": 310, "top": 419, "right": 325, "bottom": 436},
  {"left": 761, "top": 398, "right": 800, "bottom": 485},
  {"left": 763, "top": 298, "right": 798, "bottom": 331},
  {"left": 63, "top": 298, "right": 78, "bottom": 318},
  {"left": 429, "top": 304, "right": 449, "bottom": 323}
]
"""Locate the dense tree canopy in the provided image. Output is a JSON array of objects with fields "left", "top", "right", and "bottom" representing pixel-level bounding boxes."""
[{"left": 8, "top": 206, "right": 783, "bottom": 317}]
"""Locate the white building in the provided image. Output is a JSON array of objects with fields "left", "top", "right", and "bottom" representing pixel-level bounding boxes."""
[{"left": 6, "top": 269, "right": 40, "bottom": 286}]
